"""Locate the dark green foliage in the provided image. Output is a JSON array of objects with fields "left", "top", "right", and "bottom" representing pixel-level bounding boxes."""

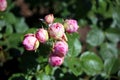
[{"left": 0, "top": 0, "right": 120, "bottom": 80}]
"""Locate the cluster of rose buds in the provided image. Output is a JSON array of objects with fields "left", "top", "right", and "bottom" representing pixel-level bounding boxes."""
[
  {"left": 0, "top": 0, "right": 7, "bottom": 11},
  {"left": 22, "top": 14, "right": 79, "bottom": 67}
]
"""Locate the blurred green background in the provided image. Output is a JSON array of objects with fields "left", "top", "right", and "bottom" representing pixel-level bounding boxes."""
[{"left": 0, "top": 0, "right": 120, "bottom": 80}]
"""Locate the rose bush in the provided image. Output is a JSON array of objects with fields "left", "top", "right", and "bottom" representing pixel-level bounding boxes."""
[
  {"left": 22, "top": 14, "right": 78, "bottom": 67},
  {"left": 0, "top": 0, "right": 120, "bottom": 80}
]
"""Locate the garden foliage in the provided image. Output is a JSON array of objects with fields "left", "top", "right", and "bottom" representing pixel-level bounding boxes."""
[{"left": 0, "top": 0, "right": 120, "bottom": 80}]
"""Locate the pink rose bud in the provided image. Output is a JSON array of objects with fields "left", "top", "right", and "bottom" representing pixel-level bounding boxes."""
[
  {"left": 64, "top": 19, "right": 79, "bottom": 33},
  {"left": 23, "top": 34, "right": 39, "bottom": 51},
  {"left": 53, "top": 41, "right": 68, "bottom": 57},
  {"left": 36, "top": 28, "right": 49, "bottom": 43},
  {"left": 45, "top": 14, "right": 54, "bottom": 24},
  {"left": 49, "top": 54, "right": 64, "bottom": 67},
  {"left": 48, "top": 23, "right": 65, "bottom": 40},
  {"left": 0, "top": 0, "right": 7, "bottom": 11}
]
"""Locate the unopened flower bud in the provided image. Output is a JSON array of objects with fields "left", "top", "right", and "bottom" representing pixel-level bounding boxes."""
[
  {"left": 0, "top": 0, "right": 7, "bottom": 11},
  {"left": 45, "top": 14, "right": 54, "bottom": 24},
  {"left": 49, "top": 54, "right": 64, "bottom": 67},
  {"left": 64, "top": 19, "right": 79, "bottom": 33},
  {"left": 53, "top": 41, "right": 68, "bottom": 57},
  {"left": 23, "top": 34, "right": 39, "bottom": 51},
  {"left": 48, "top": 23, "right": 65, "bottom": 40},
  {"left": 36, "top": 28, "right": 49, "bottom": 43}
]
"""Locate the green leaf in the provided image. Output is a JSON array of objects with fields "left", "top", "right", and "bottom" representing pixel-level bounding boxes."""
[
  {"left": 41, "top": 75, "right": 50, "bottom": 80},
  {"left": 99, "top": 43, "right": 118, "bottom": 60},
  {"left": 61, "top": 9, "right": 70, "bottom": 17},
  {"left": 80, "top": 51, "right": 103, "bottom": 76},
  {"left": 118, "top": 70, "right": 120, "bottom": 79},
  {"left": 5, "top": 24, "right": 13, "bottom": 35},
  {"left": 106, "top": 28, "right": 120, "bottom": 34},
  {"left": 66, "top": 33, "right": 82, "bottom": 57},
  {"left": 14, "top": 18, "right": 29, "bottom": 33},
  {"left": 104, "top": 57, "right": 120, "bottom": 76},
  {"left": 8, "top": 73, "right": 26, "bottom": 80},
  {"left": 45, "top": 64, "right": 52, "bottom": 75},
  {"left": 6, "top": 33, "right": 23, "bottom": 48},
  {"left": 0, "top": 33, "right": 2, "bottom": 39},
  {"left": 6, "top": 1, "right": 15, "bottom": 11},
  {"left": 0, "top": 20, "right": 5, "bottom": 30},
  {"left": 113, "top": 5, "right": 120, "bottom": 28},
  {"left": 64, "top": 57, "right": 83, "bottom": 76},
  {"left": 105, "top": 32, "right": 120, "bottom": 43},
  {"left": 86, "top": 28, "right": 105, "bottom": 46},
  {"left": 36, "top": 73, "right": 51, "bottom": 80},
  {"left": 24, "top": 28, "right": 37, "bottom": 34},
  {"left": 4, "top": 12, "right": 16, "bottom": 24},
  {"left": 36, "top": 56, "right": 47, "bottom": 64},
  {"left": 78, "top": 19, "right": 88, "bottom": 27},
  {"left": 54, "top": 18, "right": 64, "bottom": 23},
  {"left": 91, "top": 0, "right": 113, "bottom": 18}
]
